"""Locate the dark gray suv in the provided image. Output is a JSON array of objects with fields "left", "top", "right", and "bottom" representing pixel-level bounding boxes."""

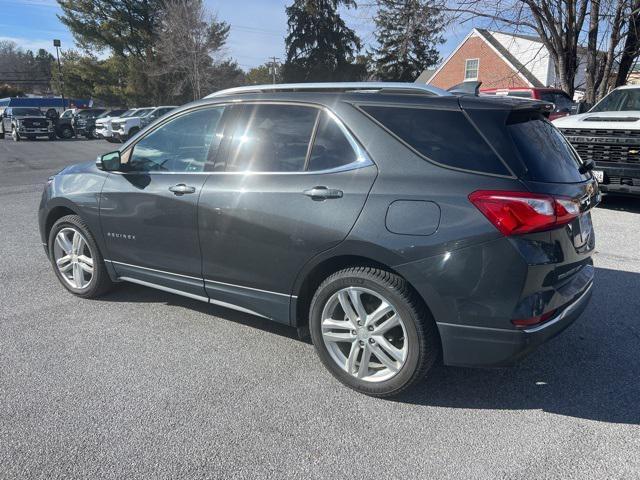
[{"left": 39, "top": 82, "right": 598, "bottom": 396}]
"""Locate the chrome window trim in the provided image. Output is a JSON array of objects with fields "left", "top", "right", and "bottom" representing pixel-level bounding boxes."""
[{"left": 117, "top": 101, "right": 374, "bottom": 176}]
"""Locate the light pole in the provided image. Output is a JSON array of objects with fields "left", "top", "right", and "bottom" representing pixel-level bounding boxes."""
[{"left": 53, "top": 39, "right": 66, "bottom": 110}]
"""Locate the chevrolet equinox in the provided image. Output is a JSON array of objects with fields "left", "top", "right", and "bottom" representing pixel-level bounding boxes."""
[{"left": 39, "top": 82, "right": 598, "bottom": 397}]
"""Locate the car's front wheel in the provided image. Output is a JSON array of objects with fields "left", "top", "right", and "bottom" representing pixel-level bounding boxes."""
[
  {"left": 309, "top": 267, "right": 440, "bottom": 397},
  {"left": 48, "top": 215, "right": 113, "bottom": 298},
  {"left": 11, "top": 126, "right": 20, "bottom": 142}
]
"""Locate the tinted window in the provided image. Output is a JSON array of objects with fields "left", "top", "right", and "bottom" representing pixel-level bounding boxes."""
[
  {"left": 308, "top": 112, "right": 358, "bottom": 171},
  {"left": 223, "top": 104, "right": 318, "bottom": 172},
  {"left": 540, "top": 92, "right": 573, "bottom": 110},
  {"left": 508, "top": 114, "right": 587, "bottom": 183},
  {"left": 13, "top": 108, "right": 43, "bottom": 116},
  {"left": 506, "top": 91, "right": 532, "bottom": 98},
  {"left": 362, "top": 105, "right": 509, "bottom": 175},
  {"left": 128, "top": 107, "right": 225, "bottom": 173}
]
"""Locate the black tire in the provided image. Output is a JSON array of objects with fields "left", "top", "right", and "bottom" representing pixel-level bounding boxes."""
[
  {"left": 12, "top": 126, "right": 20, "bottom": 142},
  {"left": 49, "top": 133, "right": 56, "bottom": 141},
  {"left": 0, "top": 124, "right": 4, "bottom": 139},
  {"left": 309, "top": 267, "right": 440, "bottom": 397},
  {"left": 48, "top": 214, "right": 114, "bottom": 298},
  {"left": 127, "top": 127, "right": 139, "bottom": 140},
  {"left": 106, "top": 137, "right": 118, "bottom": 143},
  {"left": 85, "top": 129, "right": 95, "bottom": 140},
  {"left": 58, "top": 126, "right": 73, "bottom": 139}
]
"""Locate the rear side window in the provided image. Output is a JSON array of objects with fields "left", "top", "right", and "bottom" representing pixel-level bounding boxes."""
[
  {"left": 307, "top": 112, "right": 358, "bottom": 171},
  {"left": 507, "top": 114, "right": 588, "bottom": 183},
  {"left": 361, "top": 105, "right": 509, "bottom": 175},
  {"left": 224, "top": 104, "right": 318, "bottom": 172}
]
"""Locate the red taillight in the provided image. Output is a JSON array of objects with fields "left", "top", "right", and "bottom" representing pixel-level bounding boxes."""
[
  {"left": 468, "top": 190, "right": 580, "bottom": 236},
  {"left": 511, "top": 309, "right": 557, "bottom": 328}
]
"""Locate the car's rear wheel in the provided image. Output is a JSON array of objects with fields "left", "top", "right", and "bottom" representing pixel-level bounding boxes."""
[
  {"left": 309, "top": 267, "right": 439, "bottom": 397},
  {"left": 48, "top": 215, "right": 113, "bottom": 298}
]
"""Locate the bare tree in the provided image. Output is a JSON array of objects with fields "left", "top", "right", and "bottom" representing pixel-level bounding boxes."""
[{"left": 155, "top": 0, "right": 230, "bottom": 100}]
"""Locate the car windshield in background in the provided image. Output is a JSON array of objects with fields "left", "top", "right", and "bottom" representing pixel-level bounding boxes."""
[
  {"left": 120, "top": 110, "right": 138, "bottom": 118},
  {"left": 590, "top": 88, "right": 640, "bottom": 112},
  {"left": 13, "top": 108, "right": 44, "bottom": 116},
  {"left": 138, "top": 109, "right": 155, "bottom": 117}
]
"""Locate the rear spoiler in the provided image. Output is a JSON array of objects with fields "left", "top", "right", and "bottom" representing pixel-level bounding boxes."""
[{"left": 458, "top": 94, "right": 554, "bottom": 118}]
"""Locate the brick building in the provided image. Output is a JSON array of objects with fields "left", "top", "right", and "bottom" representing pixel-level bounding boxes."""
[{"left": 421, "top": 28, "right": 589, "bottom": 91}]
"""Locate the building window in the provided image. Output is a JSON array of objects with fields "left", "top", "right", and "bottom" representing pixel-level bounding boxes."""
[{"left": 464, "top": 58, "right": 479, "bottom": 81}]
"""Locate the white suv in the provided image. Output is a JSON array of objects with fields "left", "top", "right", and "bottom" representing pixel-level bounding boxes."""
[{"left": 111, "top": 106, "right": 176, "bottom": 142}]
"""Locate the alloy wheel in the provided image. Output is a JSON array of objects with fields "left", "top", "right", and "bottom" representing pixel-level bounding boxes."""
[
  {"left": 320, "top": 287, "right": 408, "bottom": 382},
  {"left": 53, "top": 227, "right": 94, "bottom": 289}
]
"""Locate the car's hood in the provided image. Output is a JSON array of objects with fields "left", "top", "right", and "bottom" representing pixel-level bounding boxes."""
[
  {"left": 553, "top": 110, "right": 640, "bottom": 129},
  {"left": 59, "top": 160, "right": 101, "bottom": 176}
]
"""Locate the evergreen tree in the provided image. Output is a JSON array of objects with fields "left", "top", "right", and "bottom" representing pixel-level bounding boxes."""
[
  {"left": 283, "top": 0, "right": 365, "bottom": 82},
  {"left": 371, "top": 0, "right": 444, "bottom": 81}
]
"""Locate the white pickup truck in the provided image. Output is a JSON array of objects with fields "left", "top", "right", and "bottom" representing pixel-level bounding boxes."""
[
  {"left": 554, "top": 85, "right": 640, "bottom": 197},
  {"left": 111, "top": 106, "right": 176, "bottom": 142}
]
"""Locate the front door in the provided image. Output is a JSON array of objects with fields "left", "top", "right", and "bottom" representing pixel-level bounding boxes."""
[
  {"left": 99, "top": 106, "right": 227, "bottom": 298},
  {"left": 198, "top": 104, "right": 377, "bottom": 322}
]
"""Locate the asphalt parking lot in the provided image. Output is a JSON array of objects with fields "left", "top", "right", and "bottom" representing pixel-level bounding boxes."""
[{"left": 1, "top": 137, "right": 639, "bottom": 479}]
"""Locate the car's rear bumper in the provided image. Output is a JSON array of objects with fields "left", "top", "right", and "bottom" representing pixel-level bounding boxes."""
[
  {"left": 437, "top": 281, "right": 593, "bottom": 367},
  {"left": 597, "top": 163, "right": 640, "bottom": 196}
]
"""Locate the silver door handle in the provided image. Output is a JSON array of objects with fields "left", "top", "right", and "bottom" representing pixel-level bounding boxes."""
[
  {"left": 169, "top": 183, "right": 196, "bottom": 194},
  {"left": 303, "top": 186, "right": 343, "bottom": 200}
]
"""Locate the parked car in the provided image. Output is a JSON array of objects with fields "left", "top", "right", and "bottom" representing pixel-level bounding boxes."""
[
  {"left": 82, "top": 109, "right": 128, "bottom": 140},
  {"left": 111, "top": 106, "right": 176, "bottom": 142},
  {"left": 73, "top": 108, "right": 108, "bottom": 139},
  {"left": 55, "top": 109, "right": 76, "bottom": 139},
  {"left": 481, "top": 87, "right": 575, "bottom": 121},
  {"left": 95, "top": 108, "right": 141, "bottom": 142},
  {"left": 0, "top": 106, "right": 55, "bottom": 141},
  {"left": 554, "top": 84, "right": 640, "bottom": 197},
  {"left": 39, "top": 82, "right": 597, "bottom": 397}
]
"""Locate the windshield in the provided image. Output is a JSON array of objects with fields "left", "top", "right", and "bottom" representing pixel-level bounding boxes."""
[
  {"left": 590, "top": 88, "right": 640, "bottom": 112},
  {"left": 137, "top": 108, "right": 154, "bottom": 117},
  {"left": 77, "top": 110, "right": 102, "bottom": 118},
  {"left": 13, "top": 108, "right": 43, "bottom": 116}
]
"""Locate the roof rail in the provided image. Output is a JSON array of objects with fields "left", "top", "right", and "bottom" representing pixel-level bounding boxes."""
[{"left": 205, "top": 82, "right": 451, "bottom": 98}]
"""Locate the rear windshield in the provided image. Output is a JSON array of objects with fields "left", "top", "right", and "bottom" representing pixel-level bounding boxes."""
[
  {"left": 507, "top": 113, "right": 588, "bottom": 183},
  {"left": 361, "top": 105, "right": 509, "bottom": 175}
]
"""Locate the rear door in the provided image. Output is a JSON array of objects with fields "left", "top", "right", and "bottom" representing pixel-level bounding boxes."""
[
  {"left": 198, "top": 103, "right": 377, "bottom": 323},
  {"left": 99, "top": 106, "right": 227, "bottom": 298}
]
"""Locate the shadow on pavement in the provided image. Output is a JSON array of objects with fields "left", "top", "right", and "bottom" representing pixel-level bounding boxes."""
[
  {"left": 99, "top": 266, "right": 640, "bottom": 424},
  {"left": 597, "top": 195, "right": 640, "bottom": 214}
]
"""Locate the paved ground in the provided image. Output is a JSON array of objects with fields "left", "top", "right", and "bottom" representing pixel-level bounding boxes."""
[{"left": 1, "top": 138, "right": 639, "bottom": 479}]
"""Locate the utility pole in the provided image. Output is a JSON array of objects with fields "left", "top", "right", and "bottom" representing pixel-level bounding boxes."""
[
  {"left": 53, "top": 39, "right": 66, "bottom": 110},
  {"left": 268, "top": 57, "right": 280, "bottom": 84}
]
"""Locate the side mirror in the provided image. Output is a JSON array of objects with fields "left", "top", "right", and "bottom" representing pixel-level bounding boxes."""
[{"left": 97, "top": 151, "right": 121, "bottom": 171}]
